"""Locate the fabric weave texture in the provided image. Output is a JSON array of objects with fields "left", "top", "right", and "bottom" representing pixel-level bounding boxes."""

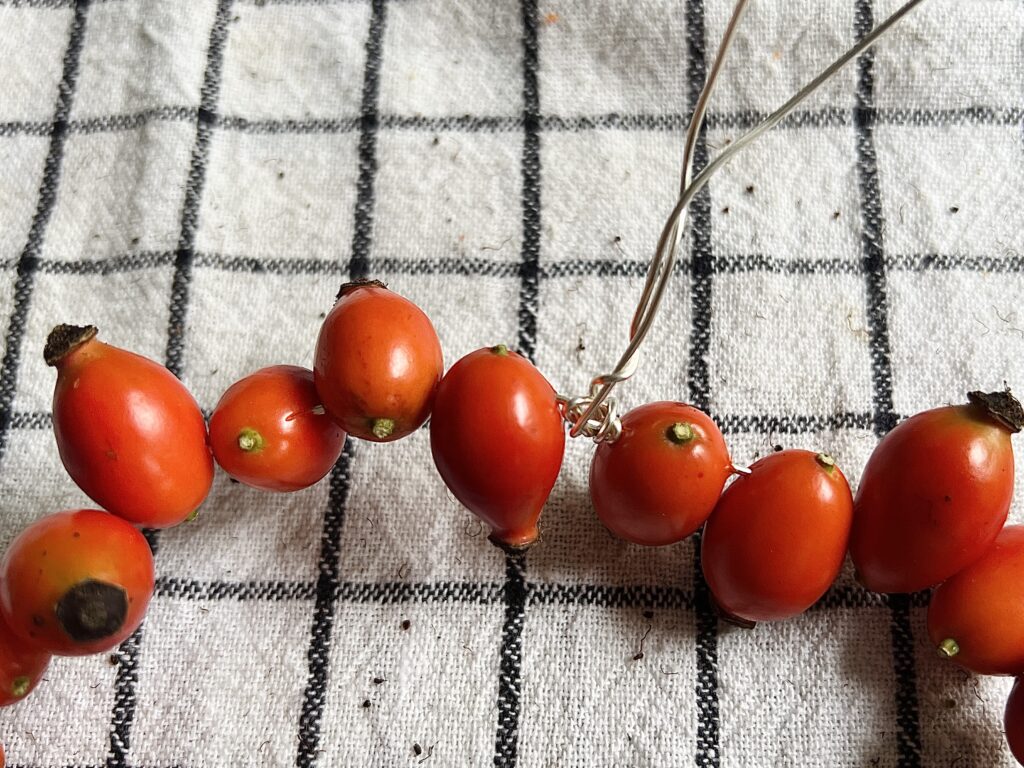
[{"left": 1, "top": 0, "right": 1023, "bottom": 765}]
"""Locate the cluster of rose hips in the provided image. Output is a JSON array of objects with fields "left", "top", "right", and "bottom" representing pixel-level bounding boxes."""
[{"left": 1, "top": 279, "right": 1023, "bottom": 764}]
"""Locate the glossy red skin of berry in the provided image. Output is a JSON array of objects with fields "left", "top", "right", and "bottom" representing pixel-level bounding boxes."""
[
  {"left": 0, "top": 618, "right": 51, "bottom": 707},
  {"left": 927, "top": 525, "right": 1024, "bottom": 676},
  {"left": 429, "top": 346, "right": 564, "bottom": 548},
  {"left": 49, "top": 326, "right": 214, "bottom": 528},
  {"left": 0, "top": 510, "right": 154, "bottom": 656},
  {"left": 701, "top": 450, "right": 853, "bottom": 623},
  {"left": 314, "top": 281, "right": 443, "bottom": 442},
  {"left": 589, "top": 402, "right": 732, "bottom": 546},
  {"left": 209, "top": 365, "right": 346, "bottom": 492},
  {"left": 850, "top": 403, "right": 1014, "bottom": 594},
  {"left": 1005, "top": 677, "right": 1024, "bottom": 765}
]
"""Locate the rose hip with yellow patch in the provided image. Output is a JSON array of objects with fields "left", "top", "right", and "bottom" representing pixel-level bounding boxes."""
[{"left": 0, "top": 509, "right": 154, "bottom": 657}]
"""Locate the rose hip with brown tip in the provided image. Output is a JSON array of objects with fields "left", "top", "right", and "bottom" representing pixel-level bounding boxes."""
[{"left": 850, "top": 390, "right": 1021, "bottom": 594}]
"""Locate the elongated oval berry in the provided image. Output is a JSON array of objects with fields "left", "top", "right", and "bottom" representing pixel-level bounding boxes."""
[
  {"left": 701, "top": 450, "right": 853, "bottom": 624},
  {"left": 589, "top": 401, "right": 733, "bottom": 546},
  {"left": 46, "top": 325, "right": 214, "bottom": 528},
  {"left": 430, "top": 345, "right": 564, "bottom": 549},
  {"left": 927, "top": 525, "right": 1024, "bottom": 676},
  {"left": 314, "top": 280, "right": 443, "bottom": 442},
  {"left": 850, "top": 390, "right": 1021, "bottom": 594}
]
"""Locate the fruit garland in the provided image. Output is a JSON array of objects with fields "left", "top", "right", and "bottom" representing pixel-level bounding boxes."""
[{"left": 3, "top": 0, "right": 1023, "bottom": 764}]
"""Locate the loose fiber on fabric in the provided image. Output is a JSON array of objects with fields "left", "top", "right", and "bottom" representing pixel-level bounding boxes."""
[{"left": 0, "top": 0, "right": 1023, "bottom": 765}]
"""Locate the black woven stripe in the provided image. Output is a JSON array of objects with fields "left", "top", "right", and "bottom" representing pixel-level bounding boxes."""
[
  {"left": 516, "top": 0, "right": 541, "bottom": 363},
  {"left": 10, "top": 410, "right": 52, "bottom": 429},
  {"left": 214, "top": 114, "right": 358, "bottom": 133},
  {"left": 349, "top": 0, "right": 387, "bottom": 280},
  {"left": 494, "top": 549, "right": 527, "bottom": 768},
  {"left": 14, "top": 248, "right": 1022, "bottom": 280},
  {"left": 685, "top": 2, "right": 720, "bottom": 766},
  {"left": 39, "top": 251, "right": 175, "bottom": 274},
  {"left": 854, "top": 2, "right": 921, "bottom": 765},
  {"left": 69, "top": 106, "right": 197, "bottom": 133},
  {"left": 887, "top": 252, "right": 1024, "bottom": 272},
  {"left": 0, "top": 0, "right": 88, "bottom": 480},
  {"left": 341, "top": 580, "right": 503, "bottom": 604},
  {"left": 529, "top": 583, "right": 695, "bottom": 610},
  {"left": 155, "top": 578, "right": 318, "bottom": 601},
  {"left": 717, "top": 410, "right": 873, "bottom": 436},
  {"left": 164, "top": 0, "right": 234, "bottom": 380},
  {"left": 712, "top": 254, "right": 861, "bottom": 275},
  {"left": 815, "top": 585, "right": 931, "bottom": 612},
  {"left": 296, "top": 440, "right": 356, "bottom": 766},
  {"left": 4, "top": 103, "right": 1023, "bottom": 139},
  {"left": 0, "top": 120, "right": 51, "bottom": 136}
]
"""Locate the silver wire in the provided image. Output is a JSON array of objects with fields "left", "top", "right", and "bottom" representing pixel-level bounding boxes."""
[{"left": 562, "top": 0, "right": 929, "bottom": 442}]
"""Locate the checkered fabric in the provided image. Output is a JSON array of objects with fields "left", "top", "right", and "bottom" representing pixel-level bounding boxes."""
[{"left": 0, "top": 0, "right": 1022, "bottom": 765}]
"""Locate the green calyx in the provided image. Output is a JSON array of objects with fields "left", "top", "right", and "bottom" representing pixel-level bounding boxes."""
[
  {"left": 666, "top": 422, "right": 695, "bottom": 445},
  {"left": 815, "top": 453, "right": 836, "bottom": 472},
  {"left": 937, "top": 638, "right": 960, "bottom": 659},
  {"left": 237, "top": 428, "right": 264, "bottom": 452},
  {"left": 371, "top": 418, "right": 395, "bottom": 440},
  {"left": 12, "top": 675, "right": 31, "bottom": 698},
  {"left": 490, "top": 344, "right": 510, "bottom": 356}
]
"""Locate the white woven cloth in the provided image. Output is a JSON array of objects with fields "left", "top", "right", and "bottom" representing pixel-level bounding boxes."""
[{"left": 1, "top": 0, "right": 1023, "bottom": 765}]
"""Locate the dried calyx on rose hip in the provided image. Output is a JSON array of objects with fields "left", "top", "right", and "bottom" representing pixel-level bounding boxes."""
[
  {"left": 0, "top": 510, "right": 154, "bottom": 657},
  {"left": 430, "top": 345, "right": 565, "bottom": 550},
  {"left": 45, "top": 324, "right": 214, "bottom": 528},
  {"left": 313, "top": 280, "right": 443, "bottom": 443},
  {"left": 850, "top": 389, "right": 1021, "bottom": 594},
  {"left": 927, "top": 524, "right": 1024, "bottom": 676},
  {"left": 209, "top": 365, "right": 346, "bottom": 492},
  {"left": 701, "top": 450, "right": 853, "bottom": 625},
  {"left": 589, "top": 401, "right": 733, "bottom": 546}
]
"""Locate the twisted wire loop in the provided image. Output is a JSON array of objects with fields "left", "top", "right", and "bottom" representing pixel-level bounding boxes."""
[{"left": 559, "top": 0, "right": 929, "bottom": 443}]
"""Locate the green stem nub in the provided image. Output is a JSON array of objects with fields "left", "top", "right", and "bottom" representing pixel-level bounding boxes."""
[
  {"left": 937, "top": 637, "right": 960, "bottom": 659},
  {"left": 667, "top": 422, "right": 695, "bottom": 444},
  {"left": 490, "top": 344, "right": 510, "bottom": 356},
  {"left": 12, "top": 675, "right": 31, "bottom": 698},
  {"left": 56, "top": 580, "right": 128, "bottom": 643},
  {"left": 371, "top": 418, "right": 395, "bottom": 440},
  {"left": 815, "top": 453, "right": 836, "bottom": 472},
  {"left": 237, "top": 428, "right": 264, "bottom": 452}
]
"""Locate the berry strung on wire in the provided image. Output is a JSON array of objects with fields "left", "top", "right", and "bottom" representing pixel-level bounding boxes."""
[
  {"left": 209, "top": 365, "right": 346, "bottom": 492},
  {"left": 0, "top": 617, "right": 50, "bottom": 708},
  {"left": 701, "top": 450, "right": 854, "bottom": 625},
  {"left": 0, "top": 510, "right": 154, "bottom": 656},
  {"left": 314, "top": 280, "right": 443, "bottom": 442},
  {"left": 850, "top": 390, "right": 1021, "bottom": 594},
  {"left": 927, "top": 525, "right": 1024, "bottom": 676},
  {"left": 430, "top": 345, "right": 565, "bottom": 549},
  {"left": 46, "top": 324, "right": 214, "bottom": 528},
  {"left": 588, "top": 401, "right": 733, "bottom": 546}
]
